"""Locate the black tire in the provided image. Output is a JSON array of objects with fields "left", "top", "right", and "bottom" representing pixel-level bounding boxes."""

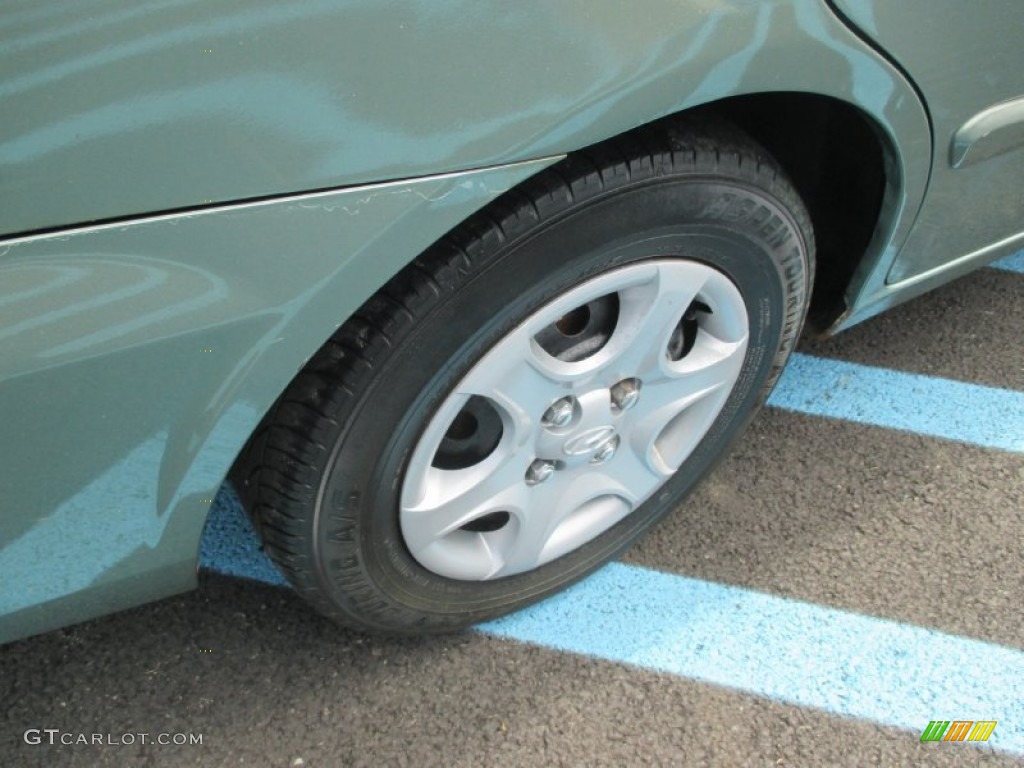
[{"left": 237, "top": 116, "right": 814, "bottom": 633}]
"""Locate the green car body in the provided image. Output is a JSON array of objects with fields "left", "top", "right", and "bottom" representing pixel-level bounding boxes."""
[{"left": 1, "top": 0, "right": 1021, "bottom": 643}]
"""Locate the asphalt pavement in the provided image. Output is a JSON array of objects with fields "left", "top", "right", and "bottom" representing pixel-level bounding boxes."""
[{"left": 2, "top": 256, "right": 1022, "bottom": 767}]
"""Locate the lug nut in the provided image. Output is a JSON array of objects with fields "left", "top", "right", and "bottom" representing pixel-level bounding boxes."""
[
  {"left": 610, "top": 378, "right": 642, "bottom": 411},
  {"left": 541, "top": 396, "right": 576, "bottom": 428},
  {"left": 590, "top": 434, "right": 620, "bottom": 464},
  {"left": 526, "top": 459, "right": 557, "bottom": 485}
]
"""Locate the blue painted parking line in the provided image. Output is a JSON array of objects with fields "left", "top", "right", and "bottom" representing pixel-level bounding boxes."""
[
  {"left": 200, "top": 493, "right": 1023, "bottom": 754},
  {"left": 199, "top": 493, "right": 288, "bottom": 588},
  {"left": 990, "top": 251, "right": 1024, "bottom": 273},
  {"left": 768, "top": 354, "right": 1024, "bottom": 453},
  {"left": 482, "top": 563, "right": 1024, "bottom": 755}
]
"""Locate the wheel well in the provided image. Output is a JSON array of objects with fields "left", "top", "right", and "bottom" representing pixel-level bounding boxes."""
[{"left": 705, "top": 93, "right": 888, "bottom": 332}]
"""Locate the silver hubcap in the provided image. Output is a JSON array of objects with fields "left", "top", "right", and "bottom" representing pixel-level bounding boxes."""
[{"left": 399, "top": 260, "right": 749, "bottom": 580}]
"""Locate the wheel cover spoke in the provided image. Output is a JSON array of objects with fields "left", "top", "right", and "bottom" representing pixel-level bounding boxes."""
[
  {"left": 632, "top": 330, "right": 748, "bottom": 472},
  {"left": 453, "top": 329, "right": 560, "bottom": 451},
  {"left": 402, "top": 451, "right": 530, "bottom": 579},
  {"left": 400, "top": 259, "right": 749, "bottom": 581},
  {"left": 603, "top": 263, "right": 711, "bottom": 381},
  {"left": 502, "top": 470, "right": 637, "bottom": 574}
]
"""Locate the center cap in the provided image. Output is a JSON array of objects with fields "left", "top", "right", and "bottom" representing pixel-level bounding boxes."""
[{"left": 563, "top": 425, "right": 617, "bottom": 457}]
